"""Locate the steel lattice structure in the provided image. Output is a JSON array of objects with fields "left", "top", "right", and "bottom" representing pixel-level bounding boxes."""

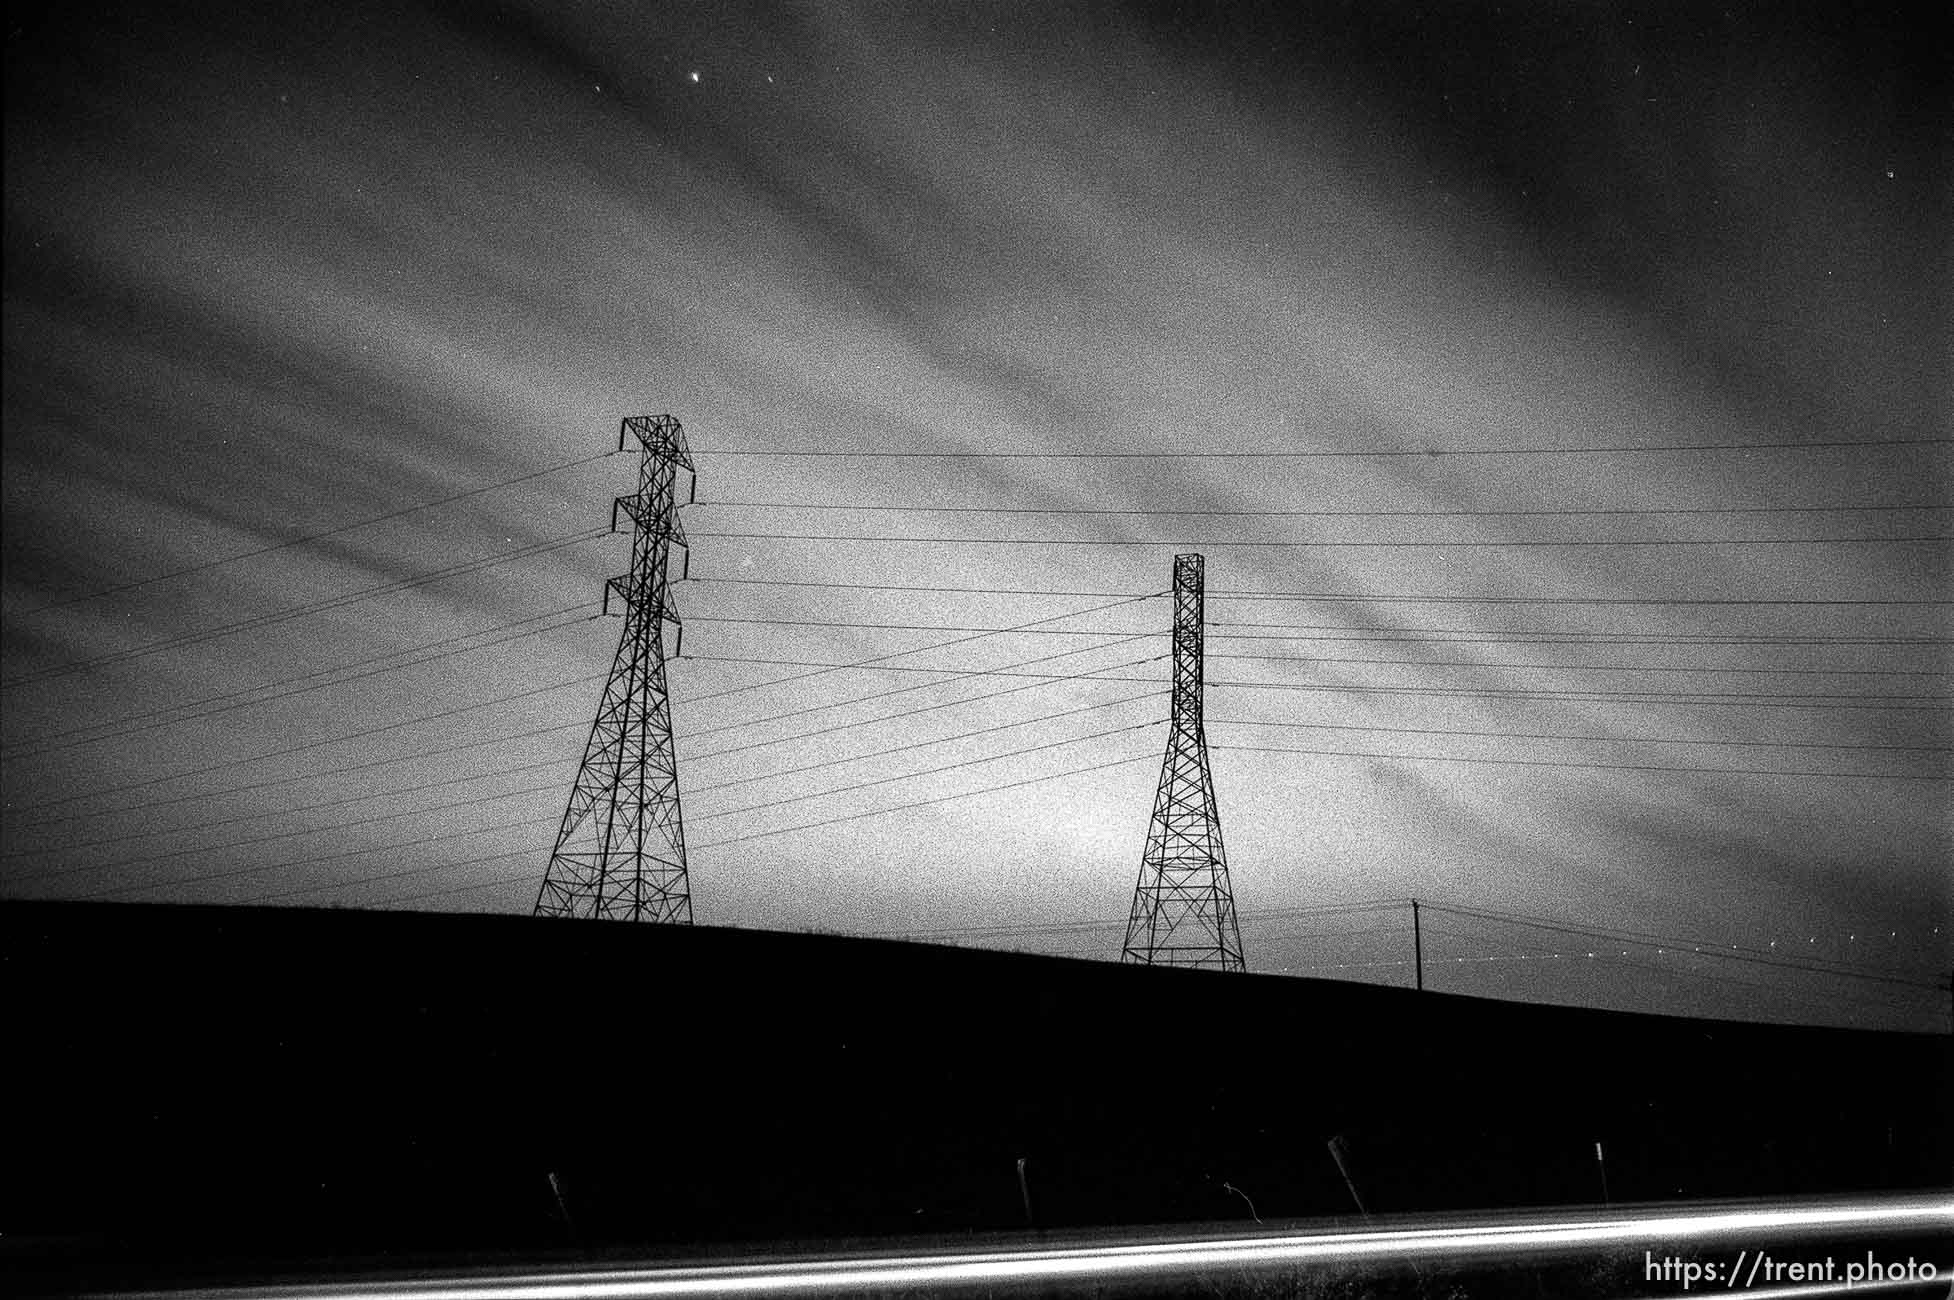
[
  {"left": 1122, "top": 553, "right": 1245, "bottom": 970},
  {"left": 534, "top": 415, "right": 695, "bottom": 922}
]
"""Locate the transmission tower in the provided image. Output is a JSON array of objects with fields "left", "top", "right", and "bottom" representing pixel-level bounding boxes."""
[
  {"left": 1122, "top": 553, "right": 1245, "bottom": 970},
  {"left": 534, "top": 414, "right": 695, "bottom": 922}
]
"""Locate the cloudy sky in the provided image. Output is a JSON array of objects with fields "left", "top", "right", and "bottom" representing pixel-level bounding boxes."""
[{"left": 3, "top": 1, "right": 1947, "bottom": 1029}]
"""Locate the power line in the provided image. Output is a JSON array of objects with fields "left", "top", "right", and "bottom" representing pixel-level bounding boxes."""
[
  {"left": 1211, "top": 739, "right": 1949, "bottom": 782},
  {"left": 1210, "top": 619, "right": 1948, "bottom": 645},
  {"left": 691, "top": 530, "right": 1951, "bottom": 548},
  {"left": 690, "top": 437, "right": 1950, "bottom": 458},
  {"left": 678, "top": 592, "right": 1163, "bottom": 707},
  {"left": 80, "top": 807, "right": 563, "bottom": 903},
  {"left": 1377, "top": 924, "right": 1938, "bottom": 1018},
  {"left": 6, "top": 746, "right": 578, "bottom": 861},
  {"left": 0, "top": 669, "right": 608, "bottom": 821},
  {"left": 696, "top": 750, "right": 1151, "bottom": 849},
  {"left": 1217, "top": 632, "right": 1950, "bottom": 647},
  {"left": 10, "top": 690, "right": 1158, "bottom": 866},
  {"left": 686, "top": 615, "right": 1950, "bottom": 667},
  {"left": 693, "top": 575, "right": 1951, "bottom": 606},
  {"left": 689, "top": 693, "right": 1158, "bottom": 793},
  {"left": 1211, "top": 591, "right": 1953, "bottom": 608},
  {"left": 247, "top": 842, "right": 543, "bottom": 907},
  {"left": 698, "top": 611, "right": 1945, "bottom": 644},
  {"left": 4, "top": 608, "right": 1160, "bottom": 831},
  {"left": 886, "top": 898, "right": 1943, "bottom": 997},
  {"left": 1210, "top": 677, "right": 1947, "bottom": 711},
  {"left": 1214, "top": 632, "right": 1950, "bottom": 649},
  {"left": 18, "top": 646, "right": 1157, "bottom": 836},
  {"left": 1207, "top": 650, "right": 1951, "bottom": 679},
  {"left": 1207, "top": 716, "right": 1950, "bottom": 753},
  {"left": 7, "top": 715, "right": 591, "bottom": 833},
  {"left": 699, "top": 608, "right": 1951, "bottom": 647},
  {"left": 24, "top": 762, "right": 577, "bottom": 889},
  {"left": 688, "top": 655, "right": 1160, "bottom": 757},
  {"left": 1, "top": 526, "right": 608, "bottom": 691},
  {"left": 1420, "top": 901, "right": 1946, "bottom": 990},
  {"left": 1423, "top": 902, "right": 1944, "bottom": 981},
  {"left": 684, "top": 655, "right": 1165, "bottom": 684},
  {"left": 4, "top": 606, "right": 597, "bottom": 760},
  {"left": 682, "top": 661, "right": 1950, "bottom": 709},
  {"left": 695, "top": 500, "right": 1948, "bottom": 518},
  {"left": 24, "top": 701, "right": 1159, "bottom": 894},
  {"left": 877, "top": 900, "right": 1414, "bottom": 941},
  {"left": 366, "top": 750, "right": 1162, "bottom": 908},
  {"left": 697, "top": 577, "right": 1159, "bottom": 598},
  {"left": 9, "top": 448, "right": 618, "bottom": 616},
  {"left": 690, "top": 720, "right": 1157, "bottom": 824}
]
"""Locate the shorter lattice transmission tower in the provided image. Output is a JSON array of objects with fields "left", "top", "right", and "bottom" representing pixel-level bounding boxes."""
[
  {"left": 1122, "top": 553, "right": 1245, "bottom": 970},
  {"left": 534, "top": 414, "right": 695, "bottom": 923}
]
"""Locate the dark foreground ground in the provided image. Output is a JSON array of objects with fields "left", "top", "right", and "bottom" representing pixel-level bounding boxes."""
[{"left": 3, "top": 900, "right": 1947, "bottom": 1288}]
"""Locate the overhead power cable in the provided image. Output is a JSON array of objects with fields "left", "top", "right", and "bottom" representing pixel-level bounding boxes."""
[
  {"left": 2, "top": 526, "right": 608, "bottom": 691},
  {"left": 1207, "top": 650, "right": 1951, "bottom": 679},
  {"left": 11, "top": 690, "right": 1157, "bottom": 864},
  {"left": 1409, "top": 923, "right": 1937, "bottom": 1015},
  {"left": 687, "top": 652, "right": 1160, "bottom": 756},
  {"left": 13, "top": 644, "right": 1158, "bottom": 837},
  {"left": 6, "top": 715, "right": 591, "bottom": 833},
  {"left": 1209, "top": 739, "right": 1948, "bottom": 782},
  {"left": 677, "top": 592, "right": 1162, "bottom": 708},
  {"left": 27, "top": 763, "right": 579, "bottom": 889},
  {"left": 691, "top": 530, "right": 1951, "bottom": 548},
  {"left": 366, "top": 751, "right": 1162, "bottom": 909},
  {"left": 876, "top": 899, "right": 1404, "bottom": 942},
  {"left": 694, "top": 500, "right": 1946, "bottom": 518},
  {"left": 1205, "top": 716, "right": 1950, "bottom": 753},
  {"left": 10, "top": 448, "right": 617, "bottom": 616},
  {"left": 1210, "top": 677, "right": 1945, "bottom": 711},
  {"left": 690, "top": 437, "right": 1949, "bottom": 458},
  {"left": 1421, "top": 901, "right": 1944, "bottom": 981},
  {"left": 1, "top": 669, "right": 607, "bottom": 820},
  {"left": 30, "top": 706, "right": 1159, "bottom": 894},
  {"left": 1419, "top": 901, "right": 1946, "bottom": 990},
  {"left": 686, "top": 613, "right": 1949, "bottom": 662},
  {"left": 5, "top": 746, "right": 580, "bottom": 861},
  {"left": 682, "top": 659, "right": 1943, "bottom": 710},
  {"left": 1210, "top": 619, "right": 1948, "bottom": 645},
  {"left": 877, "top": 898, "right": 1941, "bottom": 995},
  {"left": 683, "top": 655, "right": 1162, "bottom": 685},
  {"left": 690, "top": 719, "right": 1158, "bottom": 824},
  {"left": 81, "top": 807, "right": 562, "bottom": 903},
  {"left": 691, "top": 575, "right": 1951, "bottom": 606},
  {"left": 688, "top": 692, "right": 1158, "bottom": 794},
  {"left": 5, "top": 605, "right": 596, "bottom": 760},
  {"left": 245, "top": 842, "right": 546, "bottom": 907},
  {"left": 4, "top": 604, "right": 1160, "bottom": 830},
  {"left": 1210, "top": 590, "right": 1952, "bottom": 608}
]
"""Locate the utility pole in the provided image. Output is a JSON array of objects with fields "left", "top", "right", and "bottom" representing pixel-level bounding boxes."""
[
  {"left": 1122, "top": 554, "right": 1244, "bottom": 970},
  {"left": 534, "top": 415, "right": 695, "bottom": 922}
]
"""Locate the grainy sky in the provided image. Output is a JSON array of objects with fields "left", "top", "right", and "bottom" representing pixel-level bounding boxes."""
[{"left": 3, "top": 1, "right": 1948, "bottom": 1029}]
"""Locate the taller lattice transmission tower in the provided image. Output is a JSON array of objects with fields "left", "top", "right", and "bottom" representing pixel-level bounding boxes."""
[
  {"left": 1122, "top": 553, "right": 1245, "bottom": 970},
  {"left": 534, "top": 414, "right": 695, "bottom": 922}
]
